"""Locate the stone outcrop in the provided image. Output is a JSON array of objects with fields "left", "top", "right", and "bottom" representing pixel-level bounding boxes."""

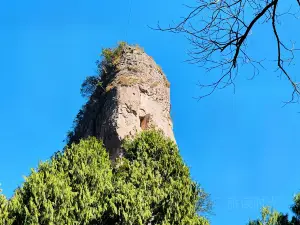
[{"left": 69, "top": 44, "right": 175, "bottom": 160}]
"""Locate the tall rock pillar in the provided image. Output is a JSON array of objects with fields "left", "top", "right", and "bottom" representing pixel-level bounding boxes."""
[{"left": 69, "top": 44, "right": 175, "bottom": 160}]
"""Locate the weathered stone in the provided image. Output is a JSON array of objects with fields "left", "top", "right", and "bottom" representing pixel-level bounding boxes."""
[{"left": 69, "top": 44, "right": 175, "bottom": 160}]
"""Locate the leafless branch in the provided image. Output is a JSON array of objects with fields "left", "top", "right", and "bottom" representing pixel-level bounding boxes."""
[{"left": 154, "top": 0, "right": 300, "bottom": 104}]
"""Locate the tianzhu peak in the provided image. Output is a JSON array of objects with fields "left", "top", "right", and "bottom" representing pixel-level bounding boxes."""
[{"left": 67, "top": 42, "right": 175, "bottom": 160}]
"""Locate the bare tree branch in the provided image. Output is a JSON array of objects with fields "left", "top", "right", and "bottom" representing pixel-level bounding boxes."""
[{"left": 154, "top": 0, "right": 300, "bottom": 104}]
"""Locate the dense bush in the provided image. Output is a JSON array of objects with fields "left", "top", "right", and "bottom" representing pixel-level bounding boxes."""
[{"left": 1, "top": 130, "right": 210, "bottom": 225}]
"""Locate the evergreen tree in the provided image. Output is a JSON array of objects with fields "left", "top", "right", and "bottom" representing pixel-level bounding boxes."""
[
  {"left": 3, "top": 130, "right": 210, "bottom": 225},
  {"left": 248, "top": 194, "right": 300, "bottom": 225},
  {"left": 8, "top": 137, "right": 112, "bottom": 225},
  {"left": 0, "top": 188, "right": 11, "bottom": 225},
  {"left": 103, "top": 130, "right": 211, "bottom": 225}
]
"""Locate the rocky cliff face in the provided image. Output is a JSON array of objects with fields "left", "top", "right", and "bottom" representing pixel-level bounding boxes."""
[{"left": 69, "top": 44, "right": 175, "bottom": 160}]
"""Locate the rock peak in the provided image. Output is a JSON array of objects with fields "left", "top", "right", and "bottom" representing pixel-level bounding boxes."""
[{"left": 68, "top": 43, "right": 175, "bottom": 159}]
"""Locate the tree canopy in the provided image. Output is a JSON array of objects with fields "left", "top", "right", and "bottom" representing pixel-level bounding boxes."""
[
  {"left": 0, "top": 130, "right": 211, "bottom": 225},
  {"left": 248, "top": 194, "right": 300, "bottom": 225}
]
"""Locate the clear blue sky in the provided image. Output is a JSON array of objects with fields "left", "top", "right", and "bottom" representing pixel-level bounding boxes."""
[{"left": 0, "top": 1, "right": 299, "bottom": 225}]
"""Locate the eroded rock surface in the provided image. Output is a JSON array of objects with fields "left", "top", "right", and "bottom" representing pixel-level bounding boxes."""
[{"left": 69, "top": 44, "right": 175, "bottom": 160}]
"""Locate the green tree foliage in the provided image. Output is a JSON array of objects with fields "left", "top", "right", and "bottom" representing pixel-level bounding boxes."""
[
  {"left": 101, "top": 41, "right": 126, "bottom": 67},
  {"left": 8, "top": 138, "right": 112, "bottom": 225},
  {"left": 0, "top": 187, "right": 11, "bottom": 225},
  {"left": 105, "top": 130, "right": 211, "bottom": 225},
  {"left": 80, "top": 76, "right": 102, "bottom": 98},
  {"left": 80, "top": 41, "right": 127, "bottom": 98},
  {"left": 248, "top": 194, "right": 300, "bottom": 225},
  {"left": 3, "top": 130, "right": 210, "bottom": 225},
  {"left": 291, "top": 194, "right": 300, "bottom": 220}
]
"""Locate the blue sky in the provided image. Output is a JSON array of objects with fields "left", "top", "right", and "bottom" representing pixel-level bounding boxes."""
[{"left": 0, "top": 1, "right": 300, "bottom": 224}]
